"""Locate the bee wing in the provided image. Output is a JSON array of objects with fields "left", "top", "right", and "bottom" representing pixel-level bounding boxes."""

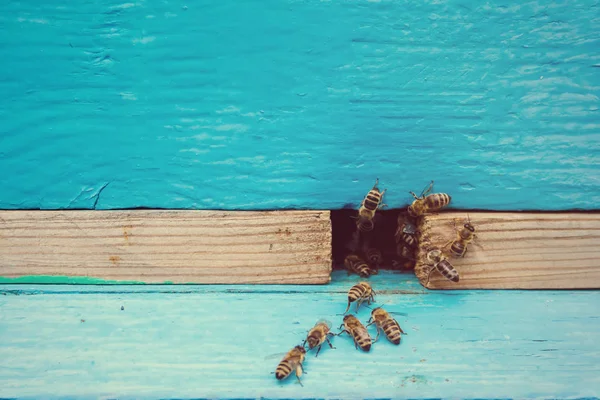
[
  {"left": 315, "top": 318, "right": 332, "bottom": 329},
  {"left": 402, "top": 222, "right": 417, "bottom": 235},
  {"left": 264, "top": 352, "right": 288, "bottom": 361}
]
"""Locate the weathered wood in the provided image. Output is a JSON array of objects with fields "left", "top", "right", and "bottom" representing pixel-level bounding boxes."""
[
  {"left": 1, "top": 0, "right": 599, "bottom": 211},
  {"left": 415, "top": 212, "right": 600, "bottom": 289},
  {"left": 1, "top": 271, "right": 599, "bottom": 399},
  {"left": 0, "top": 210, "right": 332, "bottom": 284}
]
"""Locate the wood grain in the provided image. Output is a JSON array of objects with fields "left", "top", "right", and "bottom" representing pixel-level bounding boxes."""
[
  {"left": 0, "top": 210, "right": 332, "bottom": 284},
  {"left": 415, "top": 212, "right": 600, "bottom": 289},
  {"left": 1, "top": 271, "right": 599, "bottom": 399}
]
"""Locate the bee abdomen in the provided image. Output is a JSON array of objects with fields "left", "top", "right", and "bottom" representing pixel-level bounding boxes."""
[
  {"left": 402, "top": 233, "right": 417, "bottom": 248},
  {"left": 383, "top": 320, "right": 402, "bottom": 344},
  {"left": 363, "top": 191, "right": 382, "bottom": 211},
  {"left": 450, "top": 241, "right": 466, "bottom": 257},
  {"left": 425, "top": 193, "right": 451, "bottom": 209},
  {"left": 275, "top": 361, "right": 292, "bottom": 380},
  {"left": 437, "top": 259, "right": 460, "bottom": 282},
  {"left": 348, "top": 285, "right": 366, "bottom": 301},
  {"left": 356, "top": 335, "right": 372, "bottom": 351}
]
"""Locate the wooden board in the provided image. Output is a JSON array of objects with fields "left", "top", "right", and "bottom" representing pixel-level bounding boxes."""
[
  {"left": 0, "top": 210, "right": 332, "bottom": 284},
  {"left": 1, "top": 271, "right": 599, "bottom": 399},
  {"left": 1, "top": 1, "right": 599, "bottom": 211},
  {"left": 415, "top": 212, "right": 600, "bottom": 289}
]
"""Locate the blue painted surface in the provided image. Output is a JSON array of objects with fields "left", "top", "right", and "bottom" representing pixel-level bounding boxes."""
[
  {"left": 1, "top": 1, "right": 599, "bottom": 211},
  {"left": 1, "top": 272, "right": 599, "bottom": 399}
]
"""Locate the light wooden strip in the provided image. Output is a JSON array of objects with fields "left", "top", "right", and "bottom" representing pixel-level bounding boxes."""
[
  {"left": 415, "top": 212, "right": 600, "bottom": 289},
  {"left": 0, "top": 210, "right": 332, "bottom": 284}
]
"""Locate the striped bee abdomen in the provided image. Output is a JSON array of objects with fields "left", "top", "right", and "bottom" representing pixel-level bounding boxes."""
[
  {"left": 425, "top": 193, "right": 451, "bottom": 209},
  {"left": 450, "top": 241, "right": 467, "bottom": 257},
  {"left": 382, "top": 320, "right": 402, "bottom": 345},
  {"left": 402, "top": 233, "right": 417, "bottom": 248},
  {"left": 436, "top": 259, "right": 459, "bottom": 282},
  {"left": 275, "top": 361, "right": 292, "bottom": 380},
  {"left": 363, "top": 190, "right": 383, "bottom": 211},
  {"left": 348, "top": 284, "right": 367, "bottom": 302},
  {"left": 355, "top": 332, "right": 372, "bottom": 351}
]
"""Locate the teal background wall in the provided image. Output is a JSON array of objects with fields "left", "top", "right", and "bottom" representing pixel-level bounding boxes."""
[{"left": 1, "top": 0, "right": 599, "bottom": 210}]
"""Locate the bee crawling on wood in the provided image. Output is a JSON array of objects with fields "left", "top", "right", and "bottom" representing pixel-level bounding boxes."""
[
  {"left": 274, "top": 345, "right": 307, "bottom": 386},
  {"left": 367, "top": 307, "right": 406, "bottom": 345},
  {"left": 344, "top": 254, "right": 375, "bottom": 278},
  {"left": 443, "top": 215, "right": 479, "bottom": 258},
  {"left": 425, "top": 248, "right": 460, "bottom": 285},
  {"left": 355, "top": 178, "right": 386, "bottom": 232},
  {"left": 344, "top": 281, "right": 375, "bottom": 313},
  {"left": 303, "top": 319, "right": 336, "bottom": 357},
  {"left": 407, "top": 180, "right": 451, "bottom": 218},
  {"left": 338, "top": 314, "right": 373, "bottom": 352}
]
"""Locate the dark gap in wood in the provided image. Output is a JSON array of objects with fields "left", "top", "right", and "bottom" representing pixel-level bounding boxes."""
[{"left": 331, "top": 209, "right": 414, "bottom": 274}]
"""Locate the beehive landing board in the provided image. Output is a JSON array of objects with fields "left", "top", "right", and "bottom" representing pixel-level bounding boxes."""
[
  {"left": 416, "top": 212, "right": 600, "bottom": 289},
  {"left": 1, "top": 271, "right": 599, "bottom": 399},
  {"left": 0, "top": 210, "right": 332, "bottom": 284},
  {"left": 1, "top": 1, "right": 599, "bottom": 212}
]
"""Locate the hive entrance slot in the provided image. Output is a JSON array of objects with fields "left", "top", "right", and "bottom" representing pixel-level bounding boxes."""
[{"left": 330, "top": 209, "right": 414, "bottom": 274}]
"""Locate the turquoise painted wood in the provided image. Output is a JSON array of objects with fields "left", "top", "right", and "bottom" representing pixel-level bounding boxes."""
[
  {"left": 1, "top": 272, "right": 599, "bottom": 399},
  {"left": 1, "top": 1, "right": 599, "bottom": 211}
]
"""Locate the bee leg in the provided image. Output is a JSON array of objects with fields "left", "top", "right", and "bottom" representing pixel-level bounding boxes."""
[
  {"left": 301, "top": 338, "right": 307, "bottom": 348},
  {"left": 373, "top": 327, "right": 380, "bottom": 343},
  {"left": 295, "top": 375, "right": 304, "bottom": 387},
  {"left": 344, "top": 302, "right": 352, "bottom": 314},
  {"left": 425, "top": 266, "right": 436, "bottom": 287},
  {"left": 442, "top": 239, "right": 453, "bottom": 251},
  {"left": 408, "top": 191, "right": 420, "bottom": 200},
  {"left": 315, "top": 345, "right": 322, "bottom": 358},
  {"left": 337, "top": 329, "right": 350, "bottom": 336},
  {"left": 325, "top": 337, "right": 335, "bottom": 349}
]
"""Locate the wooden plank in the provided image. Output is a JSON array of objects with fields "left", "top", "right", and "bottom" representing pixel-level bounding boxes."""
[
  {"left": 0, "top": 271, "right": 599, "bottom": 399},
  {"left": 1, "top": 1, "right": 599, "bottom": 211},
  {"left": 415, "top": 212, "right": 600, "bottom": 289},
  {"left": 0, "top": 210, "right": 332, "bottom": 284}
]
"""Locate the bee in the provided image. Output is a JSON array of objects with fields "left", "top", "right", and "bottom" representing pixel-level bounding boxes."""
[
  {"left": 425, "top": 248, "right": 459, "bottom": 285},
  {"left": 303, "top": 319, "right": 335, "bottom": 357},
  {"left": 407, "top": 181, "right": 451, "bottom": 218},
  {"left": 344, "top": 281, "right": 375, "bottom": 313},
  {"left": 363, "top": 247, "right": 383, "bottom": 271},
  {"left": 395, "top": 213, "right": 418, "bottom": 249},
  {"left": 444, "top": 216, "right": 477, "bottom": 258},
  {"left": 338, "top": 314, "right": 373, "bottom": 352},
  {"left": 367, "top": 307, "right": 406, "bottom": 345},
  {"left": 356, "top": 178, "right": 386, "bottom": 232},
  {"left": 344, "top": 254, "right": 374, "bottom": 278},
  {"left": 274, "top": 345, "right": 307, "bottom": 385}
]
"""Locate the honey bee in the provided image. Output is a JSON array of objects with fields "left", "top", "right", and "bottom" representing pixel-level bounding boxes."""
[
  {"left": 274, "top": 345, "right": 307, "bottom": 385},
  {"left": 444, "top": 216, "right": 477, "bottom": 258},
  {"left": 395, "top": 213, "right": 418, "bottom": 249},
  {"left": 407, "top": 181, "right": 451, "bottom": 217},
  {"left": 367, "top": 307, "right": 406, "bottom": 345},
  {"left": 356, "top": 178, "right": 386, "bottom": 232},
  {"left": 338, "top": 314, "right": 372, "bottom": 352},
  {"left": 344, "top": 254, "right": 374, "bottom": 278},
  {"left": 425, "top": 248, "right": 459, "bottom": 285},
  {"left": 344, "top": 281, "right": 375, "bottom": 313},
  {"left": 303, "top": 319, "right": 335, "bottom": 357}
]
